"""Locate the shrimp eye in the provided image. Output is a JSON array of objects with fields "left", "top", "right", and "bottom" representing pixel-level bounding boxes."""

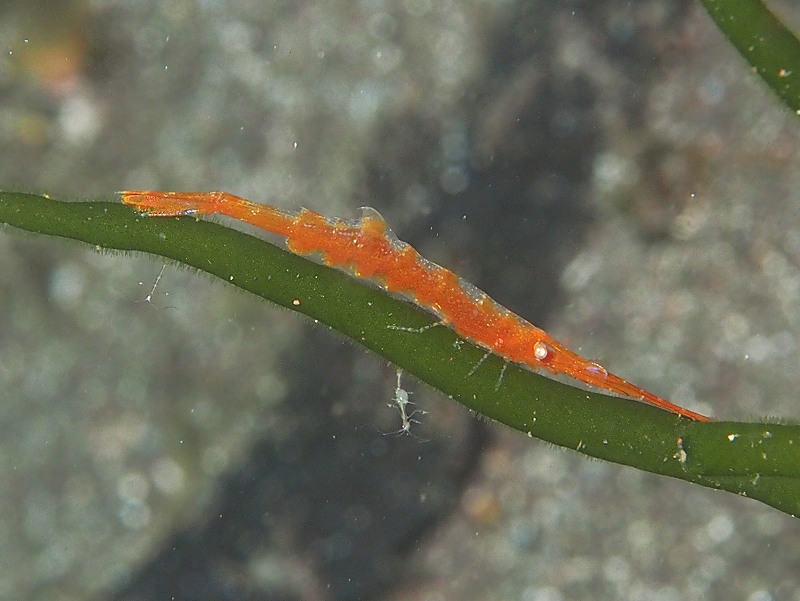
[{"left": 533, "top": 341, "right": 549, "bottom": 361}]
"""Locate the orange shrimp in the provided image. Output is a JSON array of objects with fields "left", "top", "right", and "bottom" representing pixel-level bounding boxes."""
[{"left": 121, "top": 190, "right": 711, "bottom": 421}]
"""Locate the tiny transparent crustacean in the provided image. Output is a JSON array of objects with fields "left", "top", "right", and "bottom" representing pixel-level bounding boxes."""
[{"left": 385, "top": 369, "right": 426, "bottom": 437}]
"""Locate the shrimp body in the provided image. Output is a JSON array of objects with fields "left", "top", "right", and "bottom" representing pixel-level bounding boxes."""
[{"left": 121, "top": 190, "right": 710, "bottom": 422}]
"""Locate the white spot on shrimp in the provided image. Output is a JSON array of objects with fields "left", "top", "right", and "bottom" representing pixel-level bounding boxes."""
[{"left": 533, "top": 341, "right": 549, "bottom": 361}]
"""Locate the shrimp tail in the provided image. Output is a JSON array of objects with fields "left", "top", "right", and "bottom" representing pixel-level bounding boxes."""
[{"left": 546, "top": 344, "right": 710, "bottom": 421}]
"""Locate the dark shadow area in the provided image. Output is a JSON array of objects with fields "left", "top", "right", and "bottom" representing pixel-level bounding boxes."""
[{"left": 111, "top": 332, "right": 486, "bottom": 601}]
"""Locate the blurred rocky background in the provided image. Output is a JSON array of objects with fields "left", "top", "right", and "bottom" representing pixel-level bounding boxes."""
[{"left": 2, "top": 1, "right": 800, "bottom": 599}]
